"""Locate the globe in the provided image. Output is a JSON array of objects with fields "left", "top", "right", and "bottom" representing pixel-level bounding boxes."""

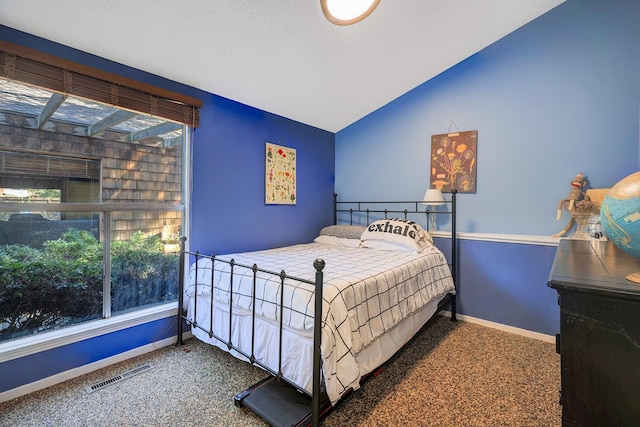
[{"left": 600, "top": 171, "right": 640, "bottom": 283}]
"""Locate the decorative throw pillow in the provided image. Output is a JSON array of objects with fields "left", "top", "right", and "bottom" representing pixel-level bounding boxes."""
[
  {"left": 319, "top": 224, "right": 367, "bottom": 240},
  {"left": 360, "top": 217, "right": 432, "bottom": 252}
]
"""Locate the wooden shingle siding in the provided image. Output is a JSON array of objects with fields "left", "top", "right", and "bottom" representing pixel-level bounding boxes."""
[{"left": 0, "top": 119, "right": 182, "bottom": 241}]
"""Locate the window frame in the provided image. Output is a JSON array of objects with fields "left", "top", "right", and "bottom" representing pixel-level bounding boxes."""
[
  {"left": 0, "top": 126, "right": 192, "bottom": 363},
  {"left": 0, "top": 42, "right": 197, "bottom": 362},
  {"left": 0, "top": 113, "right": 194, "bottom": 363}
]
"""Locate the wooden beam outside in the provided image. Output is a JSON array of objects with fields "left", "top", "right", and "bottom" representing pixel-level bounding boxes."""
[
  {"left": 37, "top": 93, "right": 66, "bottom": 129},
  {"left": 88, "top": 110, "right": 137, "bottom": 136},
  {"left": 129, "top": 122, "right": 182, "bottom": 142}
]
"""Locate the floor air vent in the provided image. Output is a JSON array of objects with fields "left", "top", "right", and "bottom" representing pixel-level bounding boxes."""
[{"left": 86, "top": 363, "right": 153, "bottom": 394}]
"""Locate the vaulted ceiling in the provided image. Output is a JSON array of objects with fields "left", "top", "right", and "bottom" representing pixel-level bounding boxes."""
[{"left": 0, "top": 1, "right": 565, "bottom": 132}]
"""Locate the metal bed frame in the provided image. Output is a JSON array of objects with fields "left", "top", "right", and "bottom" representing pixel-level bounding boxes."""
[{"left": 176, "top": 190, "right": 457, "bottom": 426}]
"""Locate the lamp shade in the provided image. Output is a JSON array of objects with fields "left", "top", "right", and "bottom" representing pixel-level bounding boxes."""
[{"left": 422, "top": 188, "right": 445, "bottom": 205}]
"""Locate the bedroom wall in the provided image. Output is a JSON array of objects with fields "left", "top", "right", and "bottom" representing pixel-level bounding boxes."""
[
  {"left": 190, "top": 94, "right": 335, "bottom": 256},
  {"left": 335, "top": 0, "right": 640, "bottom": 335},
  {"left": 336, "top": 0, "right": 639, "bottom": 235},
  {"left": 435, "top": 237, "right": 559, "bottom": 337},
  {"left": 0, "top": 25, "right": 335, "bottom": 396}
]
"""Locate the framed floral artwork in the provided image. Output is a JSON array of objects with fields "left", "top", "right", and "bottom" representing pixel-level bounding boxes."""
[
  {"left": 265, "top": 142, "right": 296, "bottom": 204},
  {"left": 430, "top": 130, "right": 477, "bottom": 193}
]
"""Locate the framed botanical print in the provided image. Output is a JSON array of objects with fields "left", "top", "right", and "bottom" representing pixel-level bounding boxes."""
[
  {"left": 265, "top": 142, "right": 296, "bottom": 204},
  {"left": 430, "top": 130, "right": 477, "bottom": 193}
]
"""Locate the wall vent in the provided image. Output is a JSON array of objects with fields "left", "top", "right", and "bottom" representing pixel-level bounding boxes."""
[{"left": 85, "top": 363, "right": 153, "bottom": 394}]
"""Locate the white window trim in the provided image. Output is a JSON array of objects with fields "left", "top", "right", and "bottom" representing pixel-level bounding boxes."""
[{"left": 0, "top": 302, "right": 178, "bottom": 363}]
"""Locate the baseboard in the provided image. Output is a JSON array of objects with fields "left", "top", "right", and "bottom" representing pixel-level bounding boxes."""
[
  {"left": 0, "top": 331, "right": 193, "bottom": 404},
  {"left": 2, "top": 313, "right": 555, "bottom": 403},
  {"left": 439, "top": 311, "right": 555, "bottom": 344}
]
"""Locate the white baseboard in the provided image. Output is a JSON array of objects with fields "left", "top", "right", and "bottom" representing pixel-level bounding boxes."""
[
  {"left": 439, "top": 311, "right": 555, "bottom": 344},
  {"left": 0, "top": 303, "right": 180, "bottom": 364},
  {"left": 0, "top": 331, "right": 192, "bottom": 404},
  {"left": 2, "top": 312, "right": 555, "bottom": 404}
]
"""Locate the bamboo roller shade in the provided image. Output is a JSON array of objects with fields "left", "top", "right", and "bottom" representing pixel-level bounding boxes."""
[
  {"left": 0, "top": 41, "right": 201, "bottom": 128},
  {"left": 0, "top": 150, "right": 100, "bottom": 179}
]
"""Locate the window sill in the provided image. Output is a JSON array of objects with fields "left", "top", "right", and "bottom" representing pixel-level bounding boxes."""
[{"left": 0, "top": 302, "right": 178, "bottom": 363}]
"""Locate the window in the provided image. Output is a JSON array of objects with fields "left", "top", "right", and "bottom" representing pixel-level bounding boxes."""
[{"left": 0, "top": 73, "right": 191, "bottom": 342}]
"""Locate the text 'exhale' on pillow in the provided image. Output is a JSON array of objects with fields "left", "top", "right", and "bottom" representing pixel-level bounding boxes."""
[{"left": 360, "top": 218, "right": 432, "bottom": 252}]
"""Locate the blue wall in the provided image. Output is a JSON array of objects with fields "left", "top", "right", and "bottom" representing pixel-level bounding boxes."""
[
  {"left": 457, "top": 240, "right": 559, "bottom": 335},
  {"left": 434, "top": 236, "right": 559, "bottom": 336},
  {"left": 0, "top": 317, "right": 176, "bottom": 392},
  {"left": 0, "top": 25, "right": 335, "bottom": 394},
  {"left": 336, "top": 0, "right": 640, "bottom": 236},
  {"left": 190, "top": 94, "right": 334, "bottom": 255},
  {"left": 335, "top": 0, "right": 640, "bottom": 334}
]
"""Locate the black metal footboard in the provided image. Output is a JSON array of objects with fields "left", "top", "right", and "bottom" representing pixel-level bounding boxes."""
[{"left": 176, "top": 241, "right": 326, "bottom": 426}]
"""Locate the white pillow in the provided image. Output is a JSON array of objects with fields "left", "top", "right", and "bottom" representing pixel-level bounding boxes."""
[
  {"left": 314, "top": 235, "right": 362, "bottom": 248},
  {"left": 319, "top": 225, "right": 367, "bottom": 239},
  {"left": 360, "top": 239, "right": 421, "bottom": 253},
  {"left": 360, "top": 217, "right": 432, "bottom": 252}
]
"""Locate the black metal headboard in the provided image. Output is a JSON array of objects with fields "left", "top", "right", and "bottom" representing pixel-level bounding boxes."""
[{"left": 332, "top": 190, "right": 458, "bottom": 285}]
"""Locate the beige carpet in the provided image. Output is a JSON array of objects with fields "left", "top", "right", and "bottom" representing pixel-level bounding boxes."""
[{"left": 0, "top": 316, "right": 561, "bottom": 426}]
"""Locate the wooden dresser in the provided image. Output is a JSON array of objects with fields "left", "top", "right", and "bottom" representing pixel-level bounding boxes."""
[{"left": 548, "top": 239, "right": 640, "bottom": 426}]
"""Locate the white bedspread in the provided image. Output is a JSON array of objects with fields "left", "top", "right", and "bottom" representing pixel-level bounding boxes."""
[{"left": 185, "top": 242, "right": 455, "bottom": 404}]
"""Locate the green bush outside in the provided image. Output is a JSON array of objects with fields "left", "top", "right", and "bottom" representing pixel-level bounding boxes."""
[{"left": 0, "top": 229, "right": 179, "bottom": 342}]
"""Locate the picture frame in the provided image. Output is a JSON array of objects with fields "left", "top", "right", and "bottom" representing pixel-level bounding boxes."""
[
  {"left": 265, "top": 142, "right": 297, "bottom": 204},
  {"left": 430, "top": 130, "right": 477, "bottom": 193}
]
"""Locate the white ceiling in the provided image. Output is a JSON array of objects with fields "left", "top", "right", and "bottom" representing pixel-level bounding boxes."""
[{"left": 0, "top": 0, "right": 564, "bottom": 133}]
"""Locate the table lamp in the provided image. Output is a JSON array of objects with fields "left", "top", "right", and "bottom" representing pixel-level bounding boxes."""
[{"left": 422, "top": 189, "right": 445, "bottom": 231}]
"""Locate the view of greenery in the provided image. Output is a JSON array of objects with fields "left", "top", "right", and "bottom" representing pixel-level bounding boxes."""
[
  {"left": 31, "top": 189, "right": 61, "bottom": 200},
  {"left": 0, "top": 229, "right": 179, "bottom": 342}
]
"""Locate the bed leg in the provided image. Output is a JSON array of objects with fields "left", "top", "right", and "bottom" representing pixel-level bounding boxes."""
[
  {"left": 450, "top": 294, "right": 457, "bottom": 322},
  {"left": 312, "top": 259, "right": 325, "bottom": 427}
]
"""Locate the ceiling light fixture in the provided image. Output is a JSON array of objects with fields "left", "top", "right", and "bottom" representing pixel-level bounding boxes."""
[{"left": 321, "top": 0, "right": 381, "bottom": 26}]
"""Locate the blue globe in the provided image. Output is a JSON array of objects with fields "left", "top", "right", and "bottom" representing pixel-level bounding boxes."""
[{"left": 600, "top": 171, "right": 640, "bottom": 259}]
